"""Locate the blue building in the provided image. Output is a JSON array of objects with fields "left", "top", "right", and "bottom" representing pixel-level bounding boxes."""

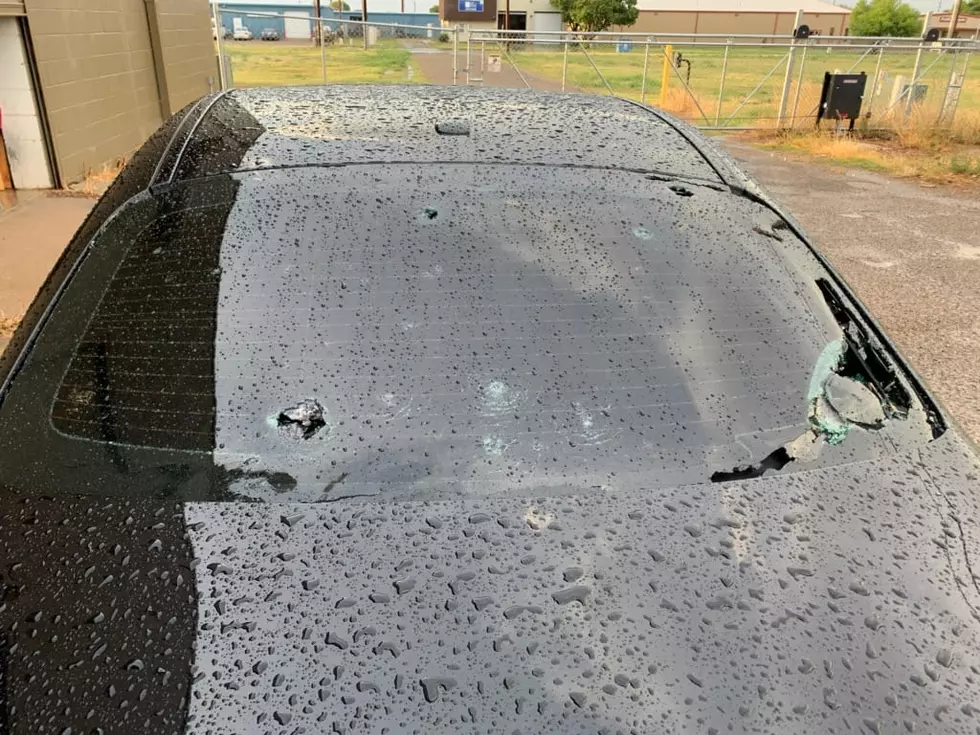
[{"left": 215, "top": 2, "right": 440, "bottom": 39}]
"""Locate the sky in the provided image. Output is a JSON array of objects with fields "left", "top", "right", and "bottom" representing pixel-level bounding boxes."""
[{"left": 221, "top": 0, "right": 959, "bottom": 15}]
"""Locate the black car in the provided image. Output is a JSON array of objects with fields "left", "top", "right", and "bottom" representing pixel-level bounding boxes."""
[
  {"left": 260, "top": 27, "right": 280, "bottom": 41},
  {"left": 1, "top": 86, "right": 979, "bottom": 734}
]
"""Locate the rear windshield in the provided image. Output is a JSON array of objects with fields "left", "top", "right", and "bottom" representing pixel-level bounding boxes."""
[{"left": 0, "top": 165, "right": 934, "bottom": 501}]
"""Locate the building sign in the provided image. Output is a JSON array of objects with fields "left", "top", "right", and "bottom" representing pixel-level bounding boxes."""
[
  {"left": 487, "top": 54, "right": 501, "bottom": 72},
  {"left": 458, "top": 0, "right": 484, "bottom": 11}
]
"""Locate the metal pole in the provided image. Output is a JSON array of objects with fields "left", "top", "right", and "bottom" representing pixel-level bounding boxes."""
[
  {"left": 906, "top": 12, "right": 929, "bottom": 118},
  {"left": 562, "top": 38, "right": 569, "bottom": 92},
  {"left": 790, "top": 41, "right": 808, "bottom": 127},
  {"left": 481, "top": 39, "right": 486, "bottom": 85},
  {"left": 947, "top": 0, "right": 962, "bottom": 40},
  {"left": 879, "top": 48, "right": 949, "bottom": 119},
  {"left": 453, "top": 25, "right": 459, "bottom": 85},
  {"left": 362, "top": 0, "right": 369, "bottom": 50},
  {"left": 947, "top": 34, "right": 977, "bottom": 123},
  {"left": 580, "top": 44, "right": 616, "bottom": 95},
  {"left": 659, "top": 45, "right": 712, "bottom": 124},
  {"left": 320, "top": 20, "right": 327, "bottom": 83},
  {"left": 640, "top": 38, "right": 651, "bottom": 103},
  {"left": 314, "top": 0, "right": 322, "bottom": 46},
  {"left": 212, "top": 0, "right": 227, "bottom": 90},
  {"left": 939, "top": 44, "right": 959, "bottom": 122},
  {"left": 776, "top": 8, "right": 803, "bottom": 127},
  {"left": 714, "top": 37, "right": 730, "bottom": 125},
  {"left": 905, "top": 42, "right": 925, "bottom": 118},
  {"left": 723, "top": 53, "right": 788, "bottom": 126},
  {"left": 499, "top": 41, "right": 531, "bottom": 87},
  {"left": 466, "top": 30, "right": 472, "bottom": 84},
  {"left": 866, "top": 44, "right": 885, "bottom": 119}
]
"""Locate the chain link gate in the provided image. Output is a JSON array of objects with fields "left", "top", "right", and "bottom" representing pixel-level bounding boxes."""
[{"left": 463, "top": 28, "right": 979, "bottom": 133}]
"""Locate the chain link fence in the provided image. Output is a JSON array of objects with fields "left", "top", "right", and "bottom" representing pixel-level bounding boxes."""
[
  {"left": 208, "top": 4, "right": 978, "bottom": 137},
  {"left": 210, "top": 7, "right": 459, "bottom": 87},
  {"left": 464, "top": 30, "right": 979, "bottom": 134}
]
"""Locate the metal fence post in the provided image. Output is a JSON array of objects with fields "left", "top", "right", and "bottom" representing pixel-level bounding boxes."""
[
  {"left": 906, "top": 38, "right": 926, "bottom": 119},
  {"left": 715, "top": 37, "right": 731, "bottom": 125},
  {"left": 453, "top": 25, "right": 459, "bottom": 85},
  {"left": 660, "top": 43, "right": 673, "bottom": 107},
  {"left": 481, "top": 39, "right": 486, "bottom": 85},
  {"left": 212, "top": 0, "right": 228, "bottom": 90},
  {"left": 866, "top": 44, "right": 885, "bottom": 119},
  {"left": 320, "top": 18, "right": 327, "bottom": 84},
  {"left": 580, "top": 44, "right": 616, "bottom": 95},
  {"left": 789, "top": 40, "right": 808, "bottom": 127},
  {"left": 776, "top": 8, "right": 803, "bottom": 127},
  {"left": 945, "top": 37, "right": 975, "bottom": 125},
  {"left": 640, "top": 39, "right": 651, "bottom": 103},
  {"left": 562, "top": 38, "right": 569, "bottom": 92},
  {"left": 466, "top": 31, "right": 472, "bottom": 84}
]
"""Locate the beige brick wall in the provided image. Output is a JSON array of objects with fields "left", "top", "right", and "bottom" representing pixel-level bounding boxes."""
[
  {"left": 24, "top": 0, "right": 215, "bottom": 186},
  {"left": 150, "top": 0, "right": 218, "bottom": 114},
  {"left": 26, "top": 0, "right": 161, "bottom": 184}
]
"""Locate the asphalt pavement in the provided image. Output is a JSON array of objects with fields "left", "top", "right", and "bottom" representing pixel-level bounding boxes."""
[{"left": 719, "top": 138, "right": 980, "bottom": 445}]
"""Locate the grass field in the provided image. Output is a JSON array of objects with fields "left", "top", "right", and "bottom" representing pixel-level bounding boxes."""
[
  {"left": 499, "top": 43, "right": 979, "bottom": 130},
  {"left": 224, "top": 40, "right": 424, "bottom": 86},
  {"left": 225, "top": 38, "right": 979, "bottom": 134}
]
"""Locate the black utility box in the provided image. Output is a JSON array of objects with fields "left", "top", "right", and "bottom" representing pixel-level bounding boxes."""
[{"left": 817, "top": 72, "right": 868, "bottom": 129}]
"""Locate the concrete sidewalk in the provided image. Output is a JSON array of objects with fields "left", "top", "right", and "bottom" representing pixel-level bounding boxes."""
[
  {"left": 0, "top": 192, "right": 94, "bottom": 354},
  {"left": 406, "top": 42, "right": 571, "bottom": 90}
]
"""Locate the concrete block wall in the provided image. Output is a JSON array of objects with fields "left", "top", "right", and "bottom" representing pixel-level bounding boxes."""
[
  {"left": 26, "top": 0, "right": 162, "bottom": 184},
  {"left": 22, "top": 0, "right": 216, "bottom": 186},
  {"left": 150, "top": 0, "right": 218, "bottom": 116}
]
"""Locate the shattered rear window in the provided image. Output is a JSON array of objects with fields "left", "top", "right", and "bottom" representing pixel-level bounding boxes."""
[{"left": 0, "top": 165, "right": 937, "bottom": 502}]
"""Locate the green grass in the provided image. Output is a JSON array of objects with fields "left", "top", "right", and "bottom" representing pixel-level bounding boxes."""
[
  {"left": 499, "top": 43, "right": 980, "bottom": 129},
  {"left": 223, "top": 38, "right": 980, "bottom": 140},
  {"left": 224, "top": 41, "right": 424, "bottom": 86},
  {"left": 833, "top": 156, "right": 891, "bottom": 171},
  {"left": 949, "top": 155, "right": 980, "bottom": 174}
]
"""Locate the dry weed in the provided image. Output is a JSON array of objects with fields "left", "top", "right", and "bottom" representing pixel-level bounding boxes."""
[
  {"left": 70, "top": 159, "right": 126, "bottom": 197},
  {"left": 0, "top": 311, "right": 23, "bottom": 339}
]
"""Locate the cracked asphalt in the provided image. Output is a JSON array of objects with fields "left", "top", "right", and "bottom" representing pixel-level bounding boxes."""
[{"left": 720, "top": 138, "right": 980, "bottom": 445}]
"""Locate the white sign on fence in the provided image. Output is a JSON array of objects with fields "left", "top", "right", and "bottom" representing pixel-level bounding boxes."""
[{"left": 487, "top": 54, "right": 502, "bottom": 73}]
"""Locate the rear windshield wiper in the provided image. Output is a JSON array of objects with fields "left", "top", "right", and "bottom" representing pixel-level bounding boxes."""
[{"left": 711, "top": 279, "right": 943, "bottom": 484}]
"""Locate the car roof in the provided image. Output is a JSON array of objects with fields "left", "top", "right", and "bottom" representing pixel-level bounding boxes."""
[{"left": 151, "top": 86, "right": 738, "bottom": 188}]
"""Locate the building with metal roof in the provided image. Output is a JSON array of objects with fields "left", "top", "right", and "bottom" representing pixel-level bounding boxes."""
[
  {"left": 624, "top": 0, "right": 851, "bottom": 36},
  {"left": 441, "top": 0, "right": 850, "bottom": 39}
]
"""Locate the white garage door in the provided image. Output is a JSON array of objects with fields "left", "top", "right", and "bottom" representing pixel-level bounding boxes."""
[
  {"left": 531, "top": 11, "right": 562, "bottom": 37},
  {"left": 0, "top": 18, "right": 52, "bottom": 188},
  {"left": 284, "top": 11, "right": 311, "bottom": 40}
]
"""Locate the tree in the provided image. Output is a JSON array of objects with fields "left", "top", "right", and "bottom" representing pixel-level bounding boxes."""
[
  {"left": 429, "top": 3, "right": 439, "bottom": 11},
  {"left": 550, "top": 0, "right": 638, "bottom": 33},
  {"left": 849, "top": 0, "right": 921, "bottom": 36},
  {"left": 961, "top": 0, "right": 980, "bottom": 14},
  {"left": 330, "top": 0, "right": 351, "bottom": 10}
]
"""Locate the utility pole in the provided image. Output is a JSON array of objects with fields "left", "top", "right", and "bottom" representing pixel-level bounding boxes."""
[
  {"left": 947, "top": 0, "right": 962, "bottom": 40},
  {"left": 363, "top": 0, "right": 368, "bottom": 49},
  {"left": 313, "top": 0, "right": 322, "bottom": 46},
  {"left": 212, "top": 0, "right": 227, "bottom": 89}
]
